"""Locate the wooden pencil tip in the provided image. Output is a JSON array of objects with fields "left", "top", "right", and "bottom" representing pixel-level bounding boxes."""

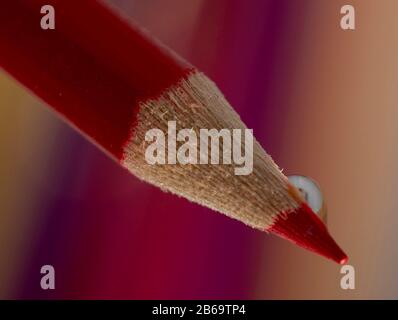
[{"left": 268, "top": 203, "right": 348, "bottom": 264}]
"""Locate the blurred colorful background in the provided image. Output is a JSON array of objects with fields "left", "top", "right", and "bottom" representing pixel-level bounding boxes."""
[{"left": 1, "top": 0, "right": 398, "bottom": 299}]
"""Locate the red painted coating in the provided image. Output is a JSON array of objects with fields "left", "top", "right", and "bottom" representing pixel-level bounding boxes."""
[
  {"left": 268, "top": 202, "right": 348, "bottom": 264},
  {"left": 0, "top": 0, "right": 192, "bottom": 159}
]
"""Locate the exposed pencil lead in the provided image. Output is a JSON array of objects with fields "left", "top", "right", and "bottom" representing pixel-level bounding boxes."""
[{"left": 268, "top": 203, "right": 348, "bottom": 264}]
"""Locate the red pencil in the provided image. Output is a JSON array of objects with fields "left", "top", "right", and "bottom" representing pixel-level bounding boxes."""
[{"left": 0, "top": 0, "right": 347, "bottom": 264}]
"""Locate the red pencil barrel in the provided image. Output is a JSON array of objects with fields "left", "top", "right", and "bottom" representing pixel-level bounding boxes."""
[{"left": 0, "top": 0, "right": 191, "bottom": 159}]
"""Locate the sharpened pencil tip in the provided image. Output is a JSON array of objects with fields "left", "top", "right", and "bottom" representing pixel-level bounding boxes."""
[
  {"left": 339, "top": 256, "right": 348, "bottom": 265},
  {"left": 268, "top": 203, "right": 348, "bottom": 264}
]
